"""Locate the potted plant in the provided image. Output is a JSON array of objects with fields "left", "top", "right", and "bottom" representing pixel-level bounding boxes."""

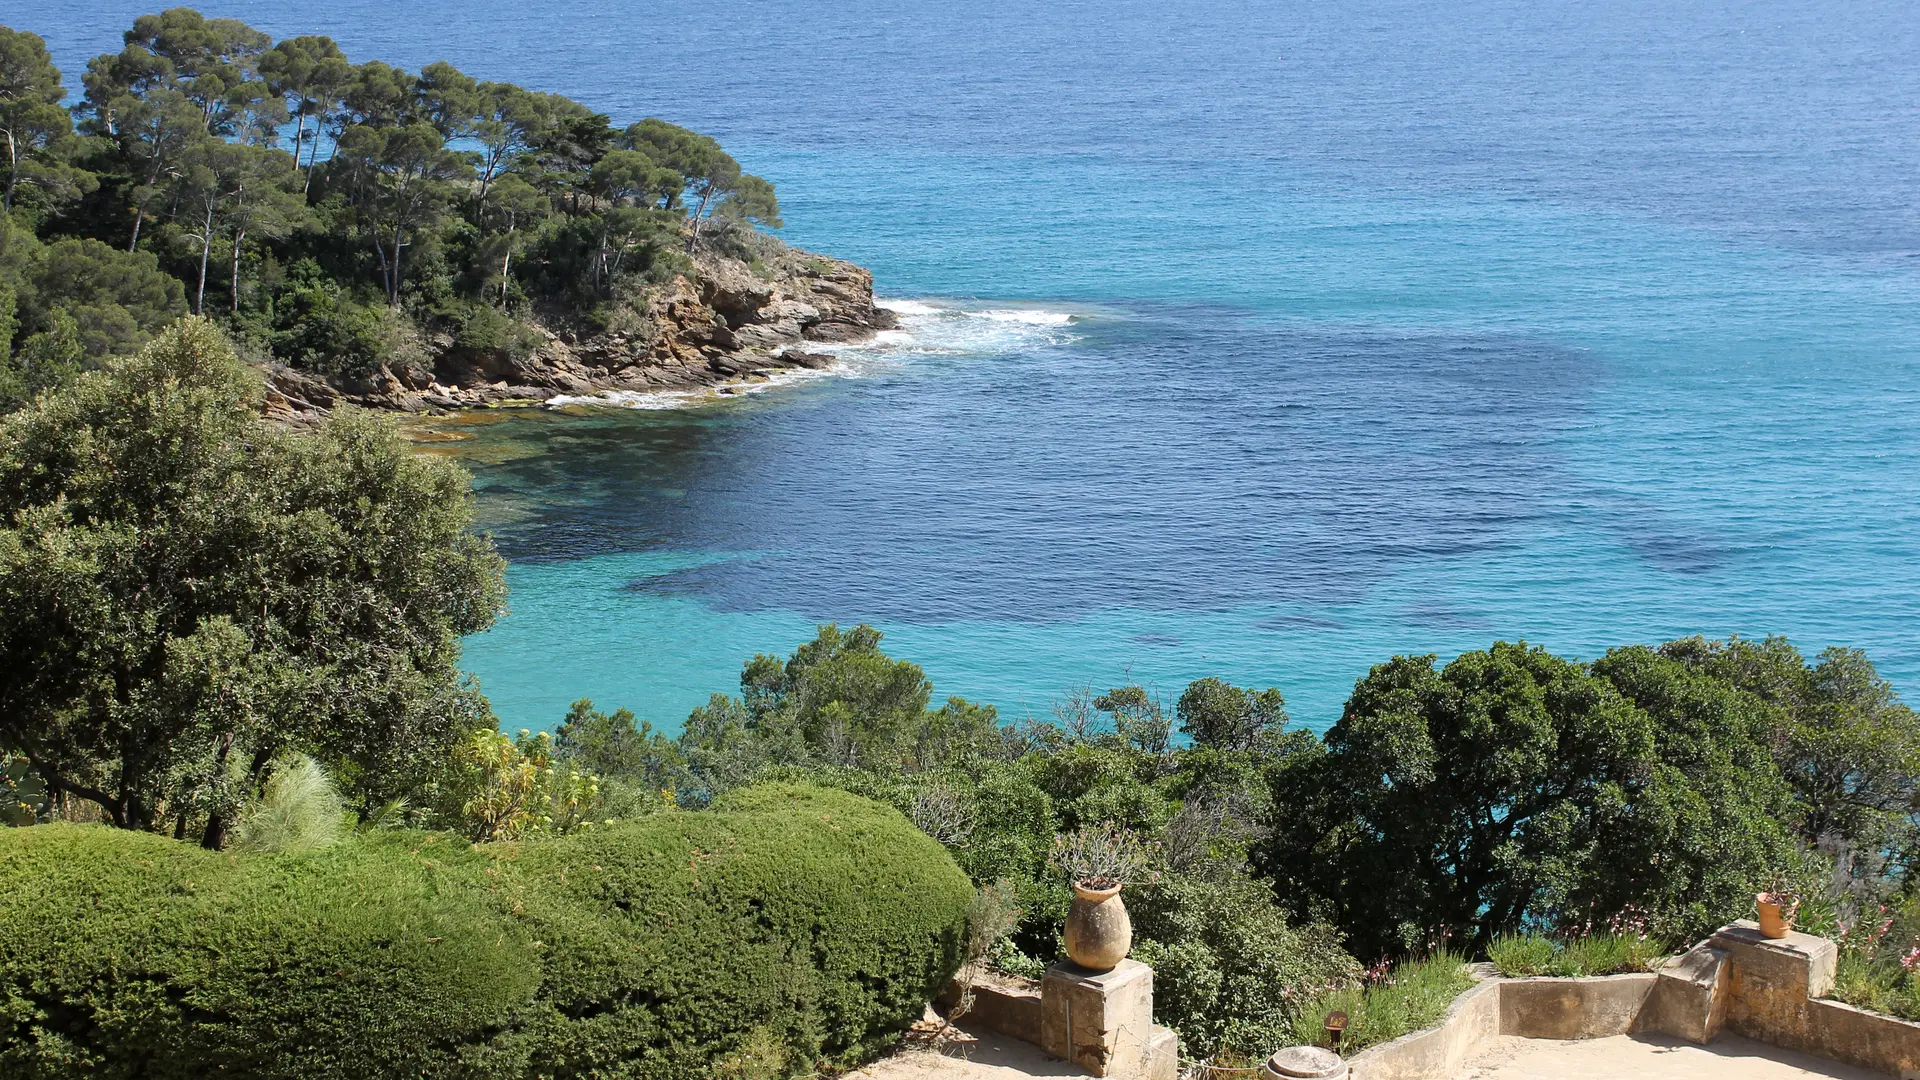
[
  {"left": 1050, "top": 823, "right": 1158, "bottom": 972},
  {"left": 1756, "top": 875, "right": 1801, "bottom": 939}
]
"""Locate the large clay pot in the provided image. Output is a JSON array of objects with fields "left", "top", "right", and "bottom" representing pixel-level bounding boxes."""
[
  {"left": 1756, "top": 893, "right": 1797, "bottom": 939},
  {"left": 1064, "top": 882, "right": 1132, "bottom": 971}
]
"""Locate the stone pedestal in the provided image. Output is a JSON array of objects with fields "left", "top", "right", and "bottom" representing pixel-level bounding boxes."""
[
  {"left": 1041, "top": 960, "right": 1177, "bottom": 1079},
  {"left": 1710, "top": 920, "right": 1839, "bottom": 1056}
]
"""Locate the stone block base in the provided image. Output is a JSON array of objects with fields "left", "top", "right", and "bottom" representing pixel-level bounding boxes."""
[{"left": 1042, "top": 960, "right": 1167, "bottom": 1077}]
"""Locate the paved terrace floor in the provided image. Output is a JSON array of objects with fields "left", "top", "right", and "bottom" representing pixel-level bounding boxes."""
[
  {"left": 849, "top": 1023, "right": 1894, "bottom": 1079},
  {"left": 1458, "top": 1033, "right": 1887, "bottom": 1080}
]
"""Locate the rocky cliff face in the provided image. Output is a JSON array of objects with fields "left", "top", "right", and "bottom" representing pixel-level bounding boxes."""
[{"left": 263, "top": 244, "right": 895, "bottom": 423}]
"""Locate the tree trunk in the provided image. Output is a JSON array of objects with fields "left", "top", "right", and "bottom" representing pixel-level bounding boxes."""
[
  {"left": 372, "top": 232, "right": 393, "bottom": 305},
  {"left": 129, "top": 157, "right": 165, "bottom": 252},
  {"left": 230, "top": 228, "right": 246, "bottom": 314},
  {"left": 303, "top": 118, "right": 328, "bottom": 194},
  {"left": 476, "top": 153, "right": 499, "bottom": 211},
  {"left": 194, "top": 204, "right": 214, "bottom": 315},
  {"left": 685, "top": 185, "right": 715, "bottom": 253},
  {"left": 36, "top": 761, "right": 124, "bottom": 829},
  {"left": 500, "top": 240, "right": 513, "bottom": 307},
  {"left": 390, "top": 225, "right": 405, "bottom": 306},
  {"left": 290, "top": 112, "right": 308, "bottom": 175},
  {"left": 3, "top": 129, "right": 17, "bottom": 212},
  {"left": 198, "top": 733, "right": 246, "bottom": 850}
]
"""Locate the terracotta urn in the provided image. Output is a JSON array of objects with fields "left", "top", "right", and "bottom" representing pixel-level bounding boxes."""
[
  {"left": 1756, "top": 893, "right": 1797, "bottom": 939},
  {"left": 1064, "top": 881, "right": 1132, "bottom": 971}
]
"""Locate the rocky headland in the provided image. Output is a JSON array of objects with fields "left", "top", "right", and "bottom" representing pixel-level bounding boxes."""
[{"left": 263, "top": 241, "right": 896, "bottom": 423}]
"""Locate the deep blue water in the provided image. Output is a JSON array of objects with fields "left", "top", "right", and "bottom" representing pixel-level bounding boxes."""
[{"left": 24, "top": 0, "right": 1920, "bottom": 731}]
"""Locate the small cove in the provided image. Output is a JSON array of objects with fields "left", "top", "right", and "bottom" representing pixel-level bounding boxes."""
[{"left": 32, "top": 0, "right": 1919, "bottom": 733}]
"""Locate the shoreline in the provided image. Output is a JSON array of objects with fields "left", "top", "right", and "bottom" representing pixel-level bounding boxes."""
[{"left": 262, "top": 243, "right": 899, "bottom": 425}]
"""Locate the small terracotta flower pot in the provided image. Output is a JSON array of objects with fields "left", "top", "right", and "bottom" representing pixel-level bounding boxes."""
[
  {"left": 1756, "top": 893, "right": 1798, "bottom": 939},
  {"left": 1064, "top": 881, "right": 1132, "bottom": 971}
]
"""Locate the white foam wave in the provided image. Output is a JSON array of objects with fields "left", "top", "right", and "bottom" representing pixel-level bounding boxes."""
[
  {"left": 967, "top": 308, "right": 1076, "bottom": 325},
  {"left": 547, "top": 388, "right": 705, "bottom": 410},
  {"left": 550, "top": 298, "right": 1085, "bottom": 410},
  {"left": 875, "top": 298, "right": 942, "bottom": 315}
]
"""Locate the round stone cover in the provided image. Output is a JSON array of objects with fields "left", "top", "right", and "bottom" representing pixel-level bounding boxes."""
[{"left": 1263, "top": 1044, "right": 1347, "bottom": 1079}]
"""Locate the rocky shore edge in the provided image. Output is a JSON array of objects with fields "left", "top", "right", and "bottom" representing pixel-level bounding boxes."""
[{"left": 262, "top": 242, "right": 896, "bottom": 424}]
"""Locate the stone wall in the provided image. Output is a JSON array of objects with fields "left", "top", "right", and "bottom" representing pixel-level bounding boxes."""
[
  {"left": 1708, "top": 921, "right": 1920, "bottom": 1078},
  {"left": 1346, "top": 979, "right": 1501, "bottom": 1080},
  {"left": 1345, "top": 921, "right": 1920, "bottom": 1080},
  {"left": 950, "top": 923, "right": 1920, "bottom": 1080}
]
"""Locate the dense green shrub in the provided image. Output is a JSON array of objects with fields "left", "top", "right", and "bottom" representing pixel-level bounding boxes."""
[
  {"left": 1131, "top": 873, "right": 1362, "bottom": 1061},
  {"left": 1260, "top": 642, "right": 1799, "bottom": 957},
  {"left": 453, "top": 303, "right": 543, "bottom": 363},
  {"left": 0, "top": 784, "right": 970, "bottom": 1080},
  {"left": 499, "top": 782, "right": 972, "bottom": 1078},
  {"left": 267, "top": 269, "right": 392, "bottom": 375},
  {"left": 0, "top": 824, "right": 538, "bottom": 1080}
]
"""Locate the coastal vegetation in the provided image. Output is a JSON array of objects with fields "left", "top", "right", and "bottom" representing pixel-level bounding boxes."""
[
  {"left": 5, "top": 316, "right": 1920, "bottom": 1072},
  {"left": 552, "top": 623, "right": 1920, "bottom": 1064},
  {"left": 1485, "top": 930, "right": 1666, "bottom": 978},
  {"left": 0, "top": 13, "right": 1917, "bottom": 1074},
  {"left": 0, "top": 319, "right": 504, "bottom": 844},
  {"left": 0, "top": 9, "right": 781, "bottom": 410}
]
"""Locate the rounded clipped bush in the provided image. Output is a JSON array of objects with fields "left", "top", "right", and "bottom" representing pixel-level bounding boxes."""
[
  {"left": 0, "top": 824, "right": 538, "bottom": 1080},
  {"left": 0, "top": 784, "right": 972, "bottom": 1080},
  {"left": 500, "top": 781, "right": 973, "bottom": 1079}
]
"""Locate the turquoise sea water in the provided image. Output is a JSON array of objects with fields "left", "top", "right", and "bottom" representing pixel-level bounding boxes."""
[{"left": 26, "top": 0, "right": 1920, "bottom": 731}]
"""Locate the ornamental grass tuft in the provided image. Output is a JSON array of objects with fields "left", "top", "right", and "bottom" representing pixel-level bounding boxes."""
[
  {"left": 1288, "top": 951, "right": 1476, "bottom": 1056},
  {"left": 1487, "top": 932, "right": 1665, "bottom": 978}
]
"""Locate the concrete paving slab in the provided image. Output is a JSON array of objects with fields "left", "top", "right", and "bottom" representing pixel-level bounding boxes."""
[
  {"left": 1458, "top": 1032, "right": 1890, "bottom": 1079},
  {"left": 845, "top": 1017, "right": 1085, "bottom": 1079}
]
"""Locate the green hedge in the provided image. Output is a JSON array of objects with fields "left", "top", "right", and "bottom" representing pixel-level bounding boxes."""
[
  {"left": 0, "top": 825, "right": 533, "bottom": 1080},
  {"left": 0, "top": 783, "right": 971, "bottom": 1080},
  {"left": 502, "top": 782, "right": 973, "bottom": 1078}
]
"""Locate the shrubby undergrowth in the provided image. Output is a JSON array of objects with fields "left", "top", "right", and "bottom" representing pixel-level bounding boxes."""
[
  {"left": 3, "top": 308, "right": 1919, "bottom": 1069},
  {"left": 540, "top": 621, "right": 1920, "bottom": 1064},
  {"left": 0, "top": 824, "right": 535, "bottom": 1080}
]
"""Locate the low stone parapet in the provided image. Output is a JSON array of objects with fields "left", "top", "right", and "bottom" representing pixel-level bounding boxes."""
[
  {"left": 1342, "top": 921, "right": 1920, "bottom": 1079},
  {"left": 952, "top": 921, "right": 1920, "bottom": 1080},
  {"left": 942, "top": 977, "right": 1044, "bottom": 1047},
  {"left": 1496, "top": 972, "right": 1659, "bottom": 1040},
  {"left": 1709, "top": 920, "right": 1920, "bottom": 1078},
  {"left": 1346, "top": 978, "right": 1501, "bottom": 1080}
]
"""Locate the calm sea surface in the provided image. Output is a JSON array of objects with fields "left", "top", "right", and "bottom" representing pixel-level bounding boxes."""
[{"left": 25, "top": 0, "right": 1920, "bottom": 731}]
